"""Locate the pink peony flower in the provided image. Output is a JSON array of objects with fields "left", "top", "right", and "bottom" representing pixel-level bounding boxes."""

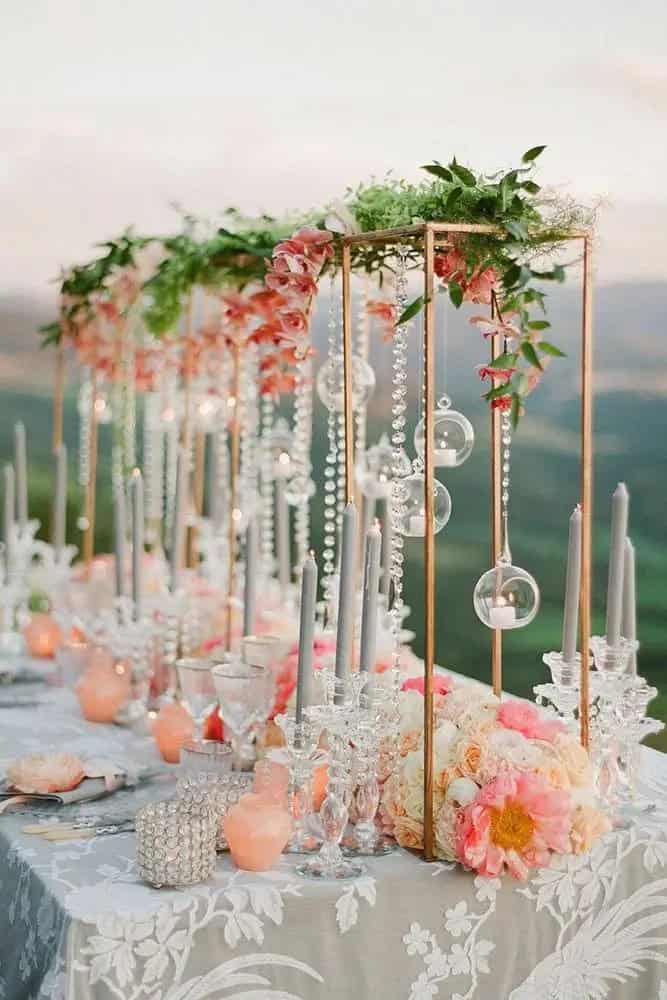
[
  {"left": 477, "top": 365, "right": 516, "bottom": 382},
  {"left": 7, "top": 753, "right": 86, "bottom": 794},
  {"left": 456, "top": 769, "right": 572, "bottom": 880},
  {"left": 434, "top": 249, "right": 466, "bottom": 283},
  {"left": 401, "top": 674, "right": 453, "bottom": 696},
  {"left": 496, "top": 701, "right": 565, "bottom": 743},
  {"left": 490, "top": 396, "right": 513, "bottom": 411}
]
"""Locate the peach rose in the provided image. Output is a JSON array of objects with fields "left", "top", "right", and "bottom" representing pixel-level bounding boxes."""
[
  {"left": 394, "top": 815, "right": 424, "bottom": 851},
  {"left": 570, "top": 805, "right": 611, "bottom": 854},
  {"left": 434, "top": 801, "right": 459, "bottom": 861},
  {"left": 455, "top": 739, "right": 483, "bottom": 779},
  {"left": 400, "top": 729, "right": 421, "bottom": 757},
  {"left": 536, "top": 761, "right": 571, "bottom": 791},
  {"left": 7, "top": 753, "right": 85, "bottom": 794},
  {"left": 555, "top": 735, "right": 593, "bottom": 789}
]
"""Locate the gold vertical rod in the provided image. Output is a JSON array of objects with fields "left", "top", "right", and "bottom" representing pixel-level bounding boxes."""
[
  {"left": 83, "top": 365, "right": 99, "bottom": 574},
  {"left": 226, "top": 343, "right": 241, "bottom": 651},
  {"left": 341, "top": 245, "right": 354, "bottom": 505},
  {"left": 423, "top": 228, "right": 436, "bottom": 860},
  {"left": 52, "top": 334, "right": 65, "bottom": 454},
  {"left": 490, "top": 299, "right": 503, "bottom": 698},
  {"left": 579, "top": 236, "right": 593, "bottom": 749}
]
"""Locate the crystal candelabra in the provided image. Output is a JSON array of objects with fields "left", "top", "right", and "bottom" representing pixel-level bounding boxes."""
[
  {"left": 535, "top": 651, "right": 588, "bottom": 736},
  {"left": 275, "top": 712, "right": 324, "bottom": 854}
]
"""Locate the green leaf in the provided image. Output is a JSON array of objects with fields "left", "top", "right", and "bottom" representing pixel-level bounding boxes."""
[
  {"left": 445, "top": 186, "right": 463, "bottom": 212},
  {"left": 522, "top": 145, "right": 547, "bottom": 163},
  {"left": 397, "top": 295, "right": 425, "bottom": 325},
  {"left": 39, "top": 321, "right": 62, "bottom": 347},
  {"left": 538, "top": 340, "right": 567, "bottom": 358},
  {"left": 520, "top": 341, "right": 543, "bottom": 370},
  {"left": 421, "top": 163, "right": 453, "bottom": 182},
  {"left": 521, "top": 180, "right": 541, "bottom": 194},
  {"left": 449, "top": 161, "right": 476, "bottom": 187},
  {"left": 514, "top": 372, "right": 529, "bottom": 395},
  {"left": 484, "top": 382, "right": 512, "bottom": 401},
  {"left": 449, "top": 283, "right": 463, "bottom": 308},
  {"left": 504, "top": 220, "right": 528, "bottom": 242},
  {"left": 511, "top": 393, "right": 521, "bottom": 429},
  {"left": 488, "top": 352, "right": 518, "bottom": 370},
  {"left": 502, "top": 263, "right": 521, "bottom": 288},
  {"left": 527, "top": 319, "right": 550, "bottom": 330}
]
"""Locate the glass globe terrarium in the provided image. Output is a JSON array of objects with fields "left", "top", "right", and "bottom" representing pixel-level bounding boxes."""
[
  {"left": 357, "top": 434, "right": 411, "bottom": 500},
  {"left": 394, "top": 469, "right": 452, "bottom": 537},
  {"left": 316, "top": 354, "right": 376, "bottom": 413},
  {"left": 414, "top": 395, "right": 474, "bottom": 469}
]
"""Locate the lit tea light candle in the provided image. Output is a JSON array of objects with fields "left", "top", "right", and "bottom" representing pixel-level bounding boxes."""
[
  {"left": 23, "top": 613, "right": 63, "bottom": 659},
  {"left": 434, "top": 448, "right": 457, "bottom": 467},
  {"left": 489, "top": 597, "right": 516, "bottom": 628}
]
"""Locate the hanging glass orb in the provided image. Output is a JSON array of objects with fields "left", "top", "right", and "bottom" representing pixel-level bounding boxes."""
[
  {"left": 473, "top": 559, "right": 540, "bottom": 630},
  {"left": 316, "top": 354, "right": 376, "bottom": 412},
  {"left": 395, "top": 471, "right": 452, "bottom": 537},
  {"left": 357, "top": 434, "right": 411, "bottom": 499},
  {"left": 80, "top": 386, "right": 113, "bottom": 425},
  {"left": 268, "top": 419, "right": 293, "bottom": 479},
  {"left": 414, "top": 396, "right": 474, "bottom": 468},
  {"left": 285, "top": 475, "right": 316, "bottom": 507}
]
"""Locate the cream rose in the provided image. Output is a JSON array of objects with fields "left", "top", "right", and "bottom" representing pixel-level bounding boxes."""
[
  {"left": 555, "top": 734, "right": 593, "bottom": 788},
  {"left": 570, "top": 805, "right": 611, "bottom": 854},
  {"left": 445, "top": 776, "right": 479, "bottom": 808},
  {"left": 394, "top": 816, "right": 424, "bottom": 851}
]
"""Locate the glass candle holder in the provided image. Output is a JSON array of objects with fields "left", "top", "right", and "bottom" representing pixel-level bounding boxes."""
[
  {"left": 136, "top": 799, "right": 217, "bottom": 887},
  {"left": 178, "top": 764, "right": 252, "bottom": 851}
]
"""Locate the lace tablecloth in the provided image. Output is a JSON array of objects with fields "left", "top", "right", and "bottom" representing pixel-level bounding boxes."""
[{"left": 1, "top": 683, "right": 667, "bottom": 1000}]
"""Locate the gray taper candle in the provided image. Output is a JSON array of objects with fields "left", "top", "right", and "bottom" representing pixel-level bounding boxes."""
[
  {"left": 380, "top": 497, "right": 392, "bottom": 599},
  {"left": 276, "top": 478, "right": 290, "bottom": 599},
  {"left": 243, "top": 516, "right": 259, "bottom": 637},
  {"left": 334, "top": 502, "right": 358, "bottom": 694},
  {"left": 3, "top": 464, "right": 15, "bottom": 579},
  {"left": 295, "top": 551, "right": 318, "bottom": 724},
  {"left": 113, "top": 483, "right": 127, "bottom": 598},
  {"left": 131, "top": 469, "right": 144, "bottom": 620},
  {"left": 561, "top": 505, "right": 582, "bottom": 664},
  {"left": 170, "top": 449, "right": 187, "bottom": 592},
  {"left": 605, "top": 482, "right": 629, "bottom": 647},
  {"left": 622, "top": 537, "right": 637, "bottom": 675},
  {"left": 14, "top": 422, "right": 28, "bottom": 530},
  {"left": 53, "top": 443, "right": 67, "bottom": 557},
  {"left": 359, "top": 521, "right": 382, "bottom": 673}
]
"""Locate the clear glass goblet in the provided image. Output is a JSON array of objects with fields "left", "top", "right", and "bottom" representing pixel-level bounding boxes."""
[
  {"left": 176, "top": 657, "right": 217, "bottom": 741},
  {"left": 211, "top": 661, "right": 274, "bottom": 770}
]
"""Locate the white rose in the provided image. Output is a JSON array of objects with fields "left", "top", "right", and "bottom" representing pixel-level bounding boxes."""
[
  {"left": 487, "top": 729, "right": 542, "bottom": 769},
  {"left": 402, "top": 749, "right": 424, "bottom": 787},
  {"left": 399, "top": 690, "right": 424, "bottom": 732},
  {"left": 433, "top": 721, "right": 458, "bottom": 769},
  {"left": 445, "top": 776, "right": 479, "bottom": 807}
]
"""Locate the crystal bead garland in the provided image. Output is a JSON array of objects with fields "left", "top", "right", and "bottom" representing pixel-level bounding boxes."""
[
  {"left": 238, "top": 350, "right": 257, "bottom": 525},
  {"left": 164, "top": 380, "right": 179, "bottom": 542},
  {"left": 77, "top": 372, "right": 92, "bottom": 530},
  {"left": 122, "top": 326, "right": 137, "bottom": 475},
  {"left": 473, "top": 408, "right": 540, "bottom": 629},
  {"left": 290, "top": 355, "right": 314, "bottom": 569},
  {"left": 260, "top": 392, "right": 275, "bottom": 578},
  {"left": 144, "top": 392, "right": 164, "bottom": 546},
  {"left": 389, "top": 246, "right": 410, "bottom": 667},
  {"left": 354, "top": 277, "right": 371, "bottom": 465},
  {"left": 322, "top": 277, "right": 339, "bottom": 603}
]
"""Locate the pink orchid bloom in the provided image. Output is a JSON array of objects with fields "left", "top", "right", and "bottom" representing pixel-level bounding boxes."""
[
  {"left": 462, "top": 267, "right": 498, "bottom": 305},
  {"left": 455, "top": 769, "right": 572, "bottom": 880},
  {"left": 292, "top": 227, "right": 334, "bottom": 246},
  {"left": 496, "top": 701, "right": 565, "bottom": 742},
  {"left": 469, "top": 316, "right": 522, "bottom": 340},
  {"left": 477, "top": 365, "right": 517, "bottom": 382}
]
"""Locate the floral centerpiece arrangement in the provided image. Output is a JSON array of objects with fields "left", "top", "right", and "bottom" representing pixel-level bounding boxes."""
[{"left": 381, "top": 676, "right": 610, "bottom": 879}]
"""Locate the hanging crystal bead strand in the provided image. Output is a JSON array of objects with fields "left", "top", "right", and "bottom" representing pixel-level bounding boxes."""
[
  {"left": 77, "top": 372, "right": 92, "bottom": 530},
  {"left": 354, "top": 277, "right": 370, "bottom": 463},
  {"left": 260, "top": 390, "right": 275, "bottom": 580},
  {"left": 122, "top": 325, "right": 137, "bottom": 476},
  {"left": 500, "top": 409, "right": 512, "bottom": 561},
  {"left": 292, "top": 355, "right": 313, "bottom": 570},
  {"left": 390, "top": 246, "right": 410, "bottom": 668},
  {"left": 322, "top": 277, "right": 339, "bottom": 606}
]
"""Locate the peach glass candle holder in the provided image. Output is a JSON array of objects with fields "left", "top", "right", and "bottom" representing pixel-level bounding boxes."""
[
  {"left": 223, "top": 792, "right": 292, "bottom": 871},
  {"left": 23, "top": 613, "right": 63, "bottom": 659},
  {"left": 253, "top": 759, "right": 289, "bottom": 807},
  {"left": 76, "top": 658, "right": 131, "bottom": 723},
  {"left": 152, "top": 702, "right": 195, "bottom": 764}
]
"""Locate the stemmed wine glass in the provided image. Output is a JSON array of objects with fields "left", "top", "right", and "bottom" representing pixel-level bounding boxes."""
[
  {"left": 176, "top": 658, "right": 217, "bottom": 743},
  {"left": 211, "top": 661, "right": 274, "bottom": 770}
]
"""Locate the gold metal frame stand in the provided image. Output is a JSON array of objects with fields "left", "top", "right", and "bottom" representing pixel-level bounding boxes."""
[{"left": 340, "top": 222, "right": 593, "bottom": 860}]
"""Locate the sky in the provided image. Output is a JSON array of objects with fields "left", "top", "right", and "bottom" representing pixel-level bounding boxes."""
[{"left": 1, "top": 0, "right": 666, "bottom": 301}]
